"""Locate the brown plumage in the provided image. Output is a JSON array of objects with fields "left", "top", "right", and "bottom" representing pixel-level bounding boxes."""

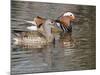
[
  {"left": 59, "top": 13, "right": 75, "bottom": 28},
  {"left": 33, "top": 16, "right": 46, "bottom": 28}
]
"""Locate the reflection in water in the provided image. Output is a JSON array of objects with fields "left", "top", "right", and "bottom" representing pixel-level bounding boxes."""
[
  {"left": 60, "top": 32, "right": 75, "bottom": 48},
  {"left": 11, "top": 1, "right": 96, "bottom": 75}
]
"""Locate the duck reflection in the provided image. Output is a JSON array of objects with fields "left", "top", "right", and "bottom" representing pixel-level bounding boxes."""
[{"left": 60, "top": 32, "right": 75, "bottom": 48}]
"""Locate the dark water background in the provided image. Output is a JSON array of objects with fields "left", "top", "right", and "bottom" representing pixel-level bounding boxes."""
[{"left": 11, "top": 1, "right": 96, "bottom": 75}]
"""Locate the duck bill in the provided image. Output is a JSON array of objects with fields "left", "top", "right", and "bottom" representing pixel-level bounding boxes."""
[{"left": 71, "top": 16, "right": 76, "bottom": 21}]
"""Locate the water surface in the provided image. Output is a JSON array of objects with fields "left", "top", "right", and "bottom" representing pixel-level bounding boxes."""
[{"left": 11, "top": 1, "right": 96, "bottom": 74}]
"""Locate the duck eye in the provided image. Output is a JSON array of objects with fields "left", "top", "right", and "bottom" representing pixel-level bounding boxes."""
[
  {"left": 51, "top": 21, "right": 54, "bottom": 23},
  {"left": 70, "top": 15, "right": 72, "bottom": 16}
]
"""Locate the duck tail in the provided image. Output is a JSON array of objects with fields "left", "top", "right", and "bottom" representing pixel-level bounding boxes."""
[
  {"left": 13, "top": 37, "right": 19, "bottom": 45},
  {"left": 12, "top": 30, "right": 22, "bottom": 45}
]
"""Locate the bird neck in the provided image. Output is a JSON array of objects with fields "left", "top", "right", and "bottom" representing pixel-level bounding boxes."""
[{"left": 43, "top": 23, "right": 54, "bottom": 42}]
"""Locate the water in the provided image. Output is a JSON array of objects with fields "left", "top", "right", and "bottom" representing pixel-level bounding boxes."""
[{"left": 11, "top": 1, "right": 96, "bottom": 75}]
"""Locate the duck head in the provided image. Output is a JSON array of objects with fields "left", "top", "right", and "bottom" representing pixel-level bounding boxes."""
[
  {"left": 59, "top": 12, "right": 75, "bottom": 27},
  {"left": 43, "top": 19, "right": 56, "bottom": 42},
  {"left": 42, "top": 19, "right": 62, "bottom": 42},
  {"left": 63, "top": 12, "right": 75, "bottom": 20},
  {"left": 43, "top": 19, "right": 61, "bottom": 33}
]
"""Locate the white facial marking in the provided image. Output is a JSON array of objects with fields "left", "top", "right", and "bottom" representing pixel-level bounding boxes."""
[
  {"left": 63, "top": 12, "right": 74, "bottom": 17},
  {"left": 56, "top": 23, "right": 60, "bottom": 27}
]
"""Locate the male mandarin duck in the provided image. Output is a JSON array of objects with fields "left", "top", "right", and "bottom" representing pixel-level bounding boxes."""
[{"left": 55, "top": 12, "right": 75, "bottom": 32}]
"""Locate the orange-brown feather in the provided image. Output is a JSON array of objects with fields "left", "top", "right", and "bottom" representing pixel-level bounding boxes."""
[
  {"left": 59, "top": 15, "right": 75, "bottom": 28},
  {"left": 33, "top": 16, "right": 45, "bottom": 28},
  {"left": 59, "top": 16, "right": 71, "bottom": 27}
]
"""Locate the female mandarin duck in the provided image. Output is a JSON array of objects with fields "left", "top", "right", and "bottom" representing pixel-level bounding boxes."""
[{"left": 13, "top": 19, "right": 58, "bottom": 48}]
